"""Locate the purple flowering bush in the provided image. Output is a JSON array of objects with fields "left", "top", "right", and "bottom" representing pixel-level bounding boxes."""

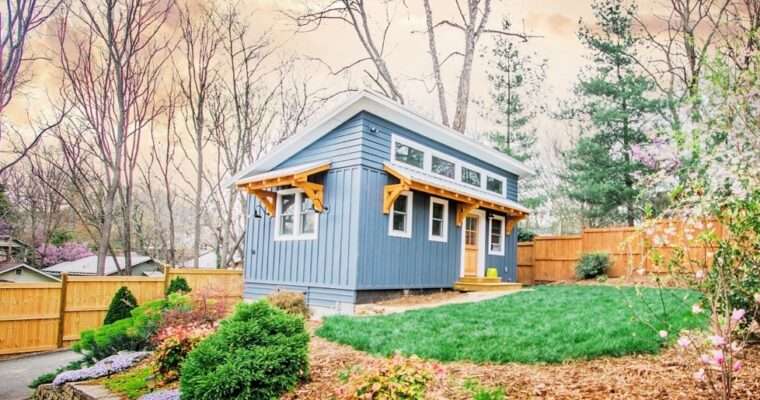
[
  {"left": 53, "top": 351, "right": 150, "bottom": 386},
  {"left": 36, "top": 242, "right": 93, "bottom": 267},
  {"left": 138, "top": 388, "right": 181, "bottom": 400}
]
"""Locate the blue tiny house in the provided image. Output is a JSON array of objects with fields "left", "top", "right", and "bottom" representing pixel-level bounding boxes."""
[{"left": 233, "top": 92, "right": 531, "bottom": 314}]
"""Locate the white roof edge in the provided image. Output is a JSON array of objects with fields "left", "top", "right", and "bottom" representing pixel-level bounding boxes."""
[
  {"left": 230, "top": 91, "right": 534, "bottom": 185},
  {"left": 234, "top": 160, "right": 331, "bottom": 186},
  {"left": 5, "top": 263, "right": 61, "bottom": 281}
]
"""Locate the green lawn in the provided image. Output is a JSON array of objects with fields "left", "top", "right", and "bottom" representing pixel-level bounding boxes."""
[{"left": 316, "top": 285, "right": 707, "bottom": 364}]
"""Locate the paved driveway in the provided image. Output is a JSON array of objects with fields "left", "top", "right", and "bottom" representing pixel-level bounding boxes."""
[{"left": 0, "top": 350, "right": 81, "bottom": 400}]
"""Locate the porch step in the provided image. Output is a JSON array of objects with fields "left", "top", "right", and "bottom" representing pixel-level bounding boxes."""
[
  {"left": 457, "top": 275, "right": 502, "bottom": 284},
  {"left": 453, "top": 280, "right": 523, "bottom": 292}
]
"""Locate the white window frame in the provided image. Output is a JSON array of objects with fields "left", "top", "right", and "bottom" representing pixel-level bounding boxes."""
[
  {"left": 390, "top": 134, "right": 507, "bottom": 197},
  {"left": 274, "top": 188, "right": 318, "bottom": 241},
  {"left": 428, "top": 197, "right": 448, "bottom": 242},
  {"left": 488, "top": 214, "right": 505, "bottom": 255},
  {"left": 388, "top": 190, "right": 413, "bottom": 238}
]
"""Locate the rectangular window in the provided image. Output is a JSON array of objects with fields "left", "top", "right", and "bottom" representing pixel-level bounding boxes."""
[
  {"left": 488, "top": 215, "right": 505, "bottom": 255},
  {"left": 388, "top": 191, "right": 413, "bottom": 238},
  {"left": 431, "top": 156, "right": 455, "bottom": 179},
  {"left": 428, "top": 197, "right": 448, "bottom": 242},
  {"left": 461, "top": 166, "right": 481, "bottom": 187},
  {"left": 275, "top": 189, "right": 318, "bottom": 241},
  {"left": 486, "top": 176, "right": 504, "bottom": 195},
  {"left": 394, "top": 142, "right": 424, "bottom": 169}
]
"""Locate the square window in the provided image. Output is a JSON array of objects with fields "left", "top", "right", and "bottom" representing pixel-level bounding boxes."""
[
  {"left": 431, "top": 156, "right": 455, "bottom": 179},
  {"left": 275, "top": 190, "right": 318, "bottom": 240},
  {"left": 461, "top": 167, "right": 481, "bottom": 187},
  {"left": 487, "top": 177, "right": 504, "bottom": 195},
  {"left": 394, "top": 142, "right": 424, "bottom": 169},
  {"left": 389, "top": 192, "right": 413, "bottom": 238}
]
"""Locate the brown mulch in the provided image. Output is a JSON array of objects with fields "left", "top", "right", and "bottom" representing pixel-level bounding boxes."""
[
  {"left": 370, "top": 290, "right": 463, "bottom": 306},
  {"left": 287, "top": 329, "right": 760, "bottom": 399}
]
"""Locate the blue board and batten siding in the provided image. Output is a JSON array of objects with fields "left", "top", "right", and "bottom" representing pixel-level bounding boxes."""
[{"left": 243, "top": 111, "right": 520, "bottom": 311}]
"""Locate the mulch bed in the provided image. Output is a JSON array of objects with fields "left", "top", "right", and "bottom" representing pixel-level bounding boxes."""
[{"left": 288, "top": 328, "right": 760, "bottom": 399}]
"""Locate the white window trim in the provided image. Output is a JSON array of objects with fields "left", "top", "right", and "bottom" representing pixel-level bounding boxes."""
[
  {"left": 388, "top": 190, "right": 413, "bottom": 238},
  {"left": 390, "top": 134, "right": 507, "bottom": 196},
  {"left": 273, "top": 188, "right": 318, "bottom": 241},
  {"left": 488, "top": 214, "right": 505, "bottom": 255},
  {"left": 428, "top": 197, "right": 448, "bottom": 242}
]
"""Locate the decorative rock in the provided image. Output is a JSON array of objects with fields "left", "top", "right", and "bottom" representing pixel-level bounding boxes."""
[{"left": 34, "top": 382, "right": 121, "bottom": 400}]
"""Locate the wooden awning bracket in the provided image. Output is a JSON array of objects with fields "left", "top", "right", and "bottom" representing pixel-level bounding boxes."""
[
  {"left": 506, "top": 218, "right": 517, "bottom": 235},
  {"left": 237, "top": 162, "right": 330, "bottom": 215},
  {"left": 252, "top": 190, "right": 276, "bottom": 216},
  {"left": 456, "top": 203, "right": 479, "bottom": 226},
  {"left": 293, "top": 176, "right": 325, "bottom": 212}
]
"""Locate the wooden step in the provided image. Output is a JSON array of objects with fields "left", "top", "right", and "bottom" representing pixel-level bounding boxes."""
[
  {"left": 453, "top": 281, "right": 522, "bottom": 292},
  {"left": 457, "top": 276, "right": 502, "bottom": 284}
]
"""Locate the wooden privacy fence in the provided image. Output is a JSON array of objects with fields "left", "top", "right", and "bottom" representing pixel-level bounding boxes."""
[
  {"left": 516, "top": 219, "right": 723, "bottom": 284},
  {"left": 0, "top": 268, "right": 243, "bottom": 356}
]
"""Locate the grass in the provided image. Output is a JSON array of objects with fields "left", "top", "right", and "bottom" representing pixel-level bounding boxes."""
[
  {"left": 102, "top": 365, "right": 153, "bottom": 399},
  {"left": 316, "top": 285, "right": 707, "bottom": 364}
]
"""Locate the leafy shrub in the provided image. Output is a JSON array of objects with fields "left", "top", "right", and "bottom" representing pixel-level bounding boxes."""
[
  {"left": 29, "top": 358, "right": 89, "bottom": 389},
  {"left": 165, "top": 277, "right": 191, "bottom": 296},
  {"left": 103, "top": 365, "right": 154, "bottom": 399},
  {"left": 266, "top": 290, "right": 310, "bottom": 318},
  {"left": 340, "top": 355, "right": 432, "bottom": 400},
  {"left": 517, "top": 227, "right": 536, "bottom": 242},
  {"left": 180, "top": 301, "right": 309, "bottom": 400},
  {"left": 104, "top": 286, "right": 139, "bottom": 325},
  {"left": 575, "top": 252, "right": 610, "bottom": 279},
  {"left": 75, "top": 299, "right": 166, "bottom": 362},
  {"left": 153, "top": 324, "right": 215, "bottom": 382}
]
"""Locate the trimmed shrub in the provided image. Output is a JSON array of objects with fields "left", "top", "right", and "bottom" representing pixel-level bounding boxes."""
[
  {"left": 575, "top": 252, "right": 610, "bottom": 279},
  {"left": 75, "top": 299, "right": 166, "bottom": 362},
  {"left": 517, "top": 227, "right": 536, "bottom": 242},
  {"left": 266, "top": 290, "right": 310, "bottom": 318},
  {"left": 104, "top": 286, "right": 139, "bottom": 325},
  {"left": 165, "top": 276, "right": 191, "bottom": 296},
  {"left": 180, "top": 301, "right": 309, "bottom": 400}
]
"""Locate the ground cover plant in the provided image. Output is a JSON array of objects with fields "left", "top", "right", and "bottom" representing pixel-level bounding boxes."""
[
  {"left": 317, "top": 285, "right": 707, "bottom": 364},
  {"left": 103, "top": 365, "right": 154, "bottom": 399}
]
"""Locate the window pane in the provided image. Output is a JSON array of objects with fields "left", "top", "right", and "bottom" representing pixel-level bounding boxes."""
[
  {"left": 392, "top": 213, "right": 406, "bottom": 231},
  {"left": 431, "top": 220, "right": 442, "bottom": 237},
  {"left": 431, "top": 156, "right": 455, "bottom": 179},
  {"left": 487, "top": 177, "right": 504, "bottom": 194},
  {"left": 393, "top": 194, "right": 408, "bottom": 213},
  {"left": 301, "top": 213, "right": 316, "bottom": 234},
  {"left": 491, "top": 219, "right": 502, "bottom": 236},
  {"left": 280, "top": 193, "right": 296, "bottom": 215},
  {"left": 432, "top": 203, "right": 444, "bottom": 219},
  {"left": 461, "top": 167, "right": 481, "bottom": 187},
  {"left": 280, "top": 215, "right": 294, "bottom": 235},
  {"left": 395, "top": 142, "right": 424, "bottom": 168}
]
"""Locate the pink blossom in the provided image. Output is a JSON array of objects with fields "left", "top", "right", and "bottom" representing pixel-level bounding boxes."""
[
  {"left": 693, "top": 368, "right": 706, "bottom": 382},
  {"left": 732, "top": 361, "right": 742, "bottom": 372},
  {"left": 700, "top": 354, "right": 712, "bottom": 364},
  {"left": 677, "top": 336, "right": 691, "bottom": 348},
  {"left": 709, "top": 335, "right": 726, "bottom": 346},
  {"left": 731, "top": 309, "right": 746, "bottom": 322},
  {"left": 658, "top": 330, "right": 668, "bottom": 338},
  {"left": 711, "top": 350, "right": 725, "bottom": 366},
  {"left": 695, "top": 270, "right": 705, "bottom": 280},
  {"left": 691, "top": 304, "right": 704, "bottom": 314}
]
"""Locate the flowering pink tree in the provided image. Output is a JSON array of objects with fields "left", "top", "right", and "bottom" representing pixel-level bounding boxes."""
[{"left": 37, "top": 242, "right": 93, "bottom": 267}]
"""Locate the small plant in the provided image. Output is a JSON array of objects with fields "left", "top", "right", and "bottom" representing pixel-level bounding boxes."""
[
  {"left": 575, "top": 252, "right": 609, "bottom": 279},
  {"left": 180, "top": 301, "right": 309, "bottom": 400},
  {"left": 165, "top": 277, "right": 191, "bottom": 296},
  {"left": 341, "top": 355, "right": 432, "bottom": 400},
  {"left": 596, "top": 274, "right": 608, "bottom": 282},
  {"left": 266, "top": 290, "right": 310, "bottom": 318},
  {"left": 517, "top": 227, "right": 536, "bottom": 242},
  {"left": 463, "top": 379, "right": 507, "bottom": 400},
  {"left": 104, "top": 286, "right": 139, "bottom": 325},
  {"left": 153, "top": 324, "right": 215, "bottom": 382},
  {"left": 103, "top": 365, "right": 154, "bottom": 399}
]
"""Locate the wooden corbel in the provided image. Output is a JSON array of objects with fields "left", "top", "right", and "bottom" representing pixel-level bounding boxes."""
[
  {"left": 293, "top": 174, "right": 325, "bottom": 212},
  {"left": 505, "top": 218, "right": 517, "bottom": 235},
  {"left": 383, "top": 183, "right": 410, "bottom": 214},
  {"left": 252, "top": 189, "right": 276, "bottom": 216},
  {"left": 456, "top": 202, "right": 479, "bottom": 226}
]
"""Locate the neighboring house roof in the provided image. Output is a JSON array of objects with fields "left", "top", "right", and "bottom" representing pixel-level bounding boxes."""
[
  {"left": 178, "top": 251, "right": 241, "bottom": 269},
  {"left": 0, "top": 236, "right": 30, "bottom": 249},
  {"left": 230, "top": 91, "right": 533, "bottom": 185},
  {"left": 386, "top": 162, "right": 531, "bottom": 215},
  {"left": 45, "top": 254, "right": 155, "bottom": 276},
  {"left": 143, "top": 271, "right": 164, "bottom": 278},
  {"left": 0, "top": 262, "right": 60, "bottom": 281}
]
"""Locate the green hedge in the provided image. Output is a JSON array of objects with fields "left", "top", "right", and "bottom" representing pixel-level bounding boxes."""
[
  {"left": 575, "top": 252, "right": 610, "bottom": 279},
  {"left": 180, "top": 301, "right": 309, "bottom": 400}
]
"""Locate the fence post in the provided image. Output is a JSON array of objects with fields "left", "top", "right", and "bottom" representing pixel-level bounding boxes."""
[
  {"left": 163, "top": 266, "right": 171, "bottom": 294},
  {"left": 57, "top": 273, "right": 68, "bottom": 348}
]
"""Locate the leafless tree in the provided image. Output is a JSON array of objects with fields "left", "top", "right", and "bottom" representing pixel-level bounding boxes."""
[
  {"left": 716, "top": 0, "right": 760, "bottom": 70},
  {"left": 0, "top": 0, "right": 63, "bottom": 175},
  {"left": 290, "top": 0, "right": 532, "bottom": 133},
  {"left": 56, "top": 0, "right": 173, "bottom": 275}
]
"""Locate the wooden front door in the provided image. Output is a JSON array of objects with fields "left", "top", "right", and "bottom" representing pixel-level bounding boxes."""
[{"left": 463, "top": 214, "right": 479, "bottom": 276}]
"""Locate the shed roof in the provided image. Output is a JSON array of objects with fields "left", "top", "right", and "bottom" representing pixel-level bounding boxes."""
[
  {"left": 45, "top": 254, "right": 155, "bottom": 276},
  {"left": 230, "top": 91, "right": 533, "bottom": 185},
  {"left": 0, "top": 262, "right": 60, "bottom": 281}
]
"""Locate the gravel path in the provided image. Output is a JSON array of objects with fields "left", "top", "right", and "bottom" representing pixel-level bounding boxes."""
[{"left": 0, "top": 350, "right": 81, "bottom": 400}]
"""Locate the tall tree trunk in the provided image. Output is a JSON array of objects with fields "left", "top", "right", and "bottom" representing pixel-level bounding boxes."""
[{"left": 422, "top": 0, "right": 448, "bottom": 126}]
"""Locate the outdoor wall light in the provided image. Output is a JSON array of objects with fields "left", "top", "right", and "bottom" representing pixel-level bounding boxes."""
[{"left": 253, "top": 205, "right": 267, "bottom": 219}]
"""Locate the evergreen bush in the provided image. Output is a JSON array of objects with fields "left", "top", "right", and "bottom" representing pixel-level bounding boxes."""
[
  {"left": 180, "top": 301, "right": 309, "bottom": 400},
  {"left": 575, "top": 252, "right": 610, "bottom": 279},
  {"left": 104, "top": 286, "right": 138, "bottom": 325},
  {"left": 165, "top": 276, "right": 191, "bottom": 296}
]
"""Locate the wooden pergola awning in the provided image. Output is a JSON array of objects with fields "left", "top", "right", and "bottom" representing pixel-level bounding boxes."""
[
  {"left": 383, "top": 163, "right": 529, "bottom": 229},
  {"left": 235, "top": 161, "right": 331, "bottom": 215}
]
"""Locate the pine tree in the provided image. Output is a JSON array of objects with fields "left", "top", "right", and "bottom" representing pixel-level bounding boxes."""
[
  {"left": 165, "top": 276, "right": 191, "bottom": 296},
  {"left": 103, "top": 286, "right": 138, "bottom": 325},
  {"left": 561, "top": 0, "right": 664, "bottom": 227}
]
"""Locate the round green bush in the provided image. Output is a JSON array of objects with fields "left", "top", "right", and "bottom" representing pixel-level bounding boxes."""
[
  {"left": 180, "top": 301, "right": 309, "bottom": 400},
  {"left": 165, "top": 276, "right": 191, "bottom": 296},
  {"left": 575, "top": 252, "right": 610, "bottom": 279},
  {"left": 104, "top": 286, "right": 138, "bottom": 325}
]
